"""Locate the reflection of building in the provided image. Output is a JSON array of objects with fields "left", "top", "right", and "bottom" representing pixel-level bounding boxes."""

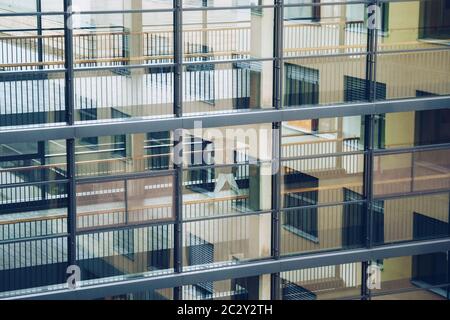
[{"left": 0, "top": 0, "right": 449, "bottom": 300}]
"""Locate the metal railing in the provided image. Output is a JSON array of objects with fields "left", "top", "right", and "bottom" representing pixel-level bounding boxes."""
[{"left": 5, "top": 21, "right": 443, "bottom": 70}]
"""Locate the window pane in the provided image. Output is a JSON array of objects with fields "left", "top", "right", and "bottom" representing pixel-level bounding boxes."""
[
  {"left": 0, "top": 15, "right": 65, "bottom": 71},
  {"left": 184, "top": 123, "right": 273, "bottom": 166},
  {"left": 374, "top": 192, "right": 450, "bottom": 245},
  {"left": 377, "top": 50, "right": 450, "bottom": 100},
  {"left": 182, "top": 276, "right": 267, "bottom": 300},
  {"left": 378, "top": 0, "right": 450, "bottom": 51},
  {"left": 77, "top": 224, "right": 174, "bottom": 282},
  {"left": 183, "top": 61, "right": 273, "bottom": 115},
  {"left": 281, "top": 203, "right": 365, "bottom": 256},
  {"left": 281, "top": 154, "right": 364, "bottom": 208},
  {"left": 76, "top": 176, "right": 173, "bottom": 231},
  {"left": 103, "top": 288, "right": 173, "bottom": 300},
  {"left": 376, "top": 109, "right": 450, "bottom": 149},
  {"left": 0, "top": 71, "right": 66, "bottom": 129},
  {"left": 73, "top": 0, "right": 173, "bottom": 10},
  {"left": 370, "top": 254, "right": 448, "bottom": 300},
  {"left": 183, "top": 1, "right": 266, "bottom": 8},
  {"left": 0, "top": 236, "right": 68, "bottom": 295},
  {"left": 74, "top": 66, "right": 174, "bottom": 122},
  {"left": 0, "top": 141, "right": 68, "bottom": 295},
  {"left": 283, "top": 55, "right": 368, "bottom": 107},
  {"left": 183, "top": 213, "right": 271, "bottom": 270},
  {"left": 183, "top": 162, "right": 272, "bottom": 219},
  {"left": 284, "top": 3, "right": 368, "bottom": 57},
  {"left": 281, "top": 263, "right": 362, "bottom": 300},
  {"left": 282, "top": 117, "right": 364, "bottom": 158},
  {"left": 72, "top": 12, "right": 173, "bottom": 67},
  {"left": 183, "top": 8, "right": 274, "bottom": 62},
  {"left": 373, "top": 148, "right": 450, "bottom": 197},
  {"left": 75, "top": 131, "right": 173, "bottom": 178}
]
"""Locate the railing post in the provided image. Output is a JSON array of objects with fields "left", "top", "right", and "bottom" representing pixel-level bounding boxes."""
[
  {"left": 38, "top": 141, "right": 47, "bottom": 202},
  {"left": 173, "top": 0, "right": 184, "bottom": 301},
  {"left": 270, "top": 0, "right": 283, "bottom": 301}
]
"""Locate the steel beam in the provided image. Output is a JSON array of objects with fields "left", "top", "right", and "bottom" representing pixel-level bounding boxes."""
[
  {"left": 7, "top": 237, "right": 450, "bottom": 300},
  {"left": 1, "top": 96, "right": 449, "bottom": 144}
]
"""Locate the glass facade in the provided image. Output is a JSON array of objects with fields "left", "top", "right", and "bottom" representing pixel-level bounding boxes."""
[{"left": 0, "top": 0, "right": 449, "bottom": 300}]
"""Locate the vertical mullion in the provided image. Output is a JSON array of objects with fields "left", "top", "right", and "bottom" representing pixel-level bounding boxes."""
[
  {"left": 173, "top": 0, "right": 184, "bottom": 301},
  {"left": 36, "top": 0, "right": 43, "bottom": 70},
  {"left": 64, "top": 0, "right": 77, "bottom": 272},
  {"left": 66, "top": 139, "right": 76, "bottom": 268},
  {"left": 362, "top": 0, "right": 378, "bottom": 301},
  {"left": 271, "top": 0, "right": 283, "bottom": 301},
  {"left": 64, "top": 0, "right": 74, "bottom": 126}
]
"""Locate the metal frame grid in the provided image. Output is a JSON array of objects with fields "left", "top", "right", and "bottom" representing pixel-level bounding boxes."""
[{"left": 0, "top": 0, "right": 449, "bottom": 300}]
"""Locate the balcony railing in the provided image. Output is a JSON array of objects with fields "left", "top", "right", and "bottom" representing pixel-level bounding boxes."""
[{"left": 4, "top": 21, "right": 444, "bottom": 71}]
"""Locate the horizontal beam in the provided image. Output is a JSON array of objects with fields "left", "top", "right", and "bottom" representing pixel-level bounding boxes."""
[
  {"left": 6, "top": 237, "right": 450, "bottom": 300},
  {"left": 1, "top": 96, "right": 449, "bottom": 144}
]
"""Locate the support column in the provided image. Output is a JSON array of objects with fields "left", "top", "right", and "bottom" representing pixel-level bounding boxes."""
[
  {"left": 247, "top": 123, "right": 273, "bottom": 300},
  {"left": 123, "top": 0, "right": 144, "bottom": 117},
  {"left": 124, "top": 0, "right": 144, "bottom": 65},
  {"left": 249, "top": 0, "right": 274, "bottom": 109},
  {"left": 243, "top": 0, "right": 281, "bottom": 300}
]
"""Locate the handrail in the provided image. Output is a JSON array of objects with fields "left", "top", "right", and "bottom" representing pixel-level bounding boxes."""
[
  {"left": 0, "top": 152, "right": 172, "bottom": 173},
  {"left": 1, "top": 171, "right": 449, "bottom": 227},
  {"left": 282, "top": 136, "right": 360, "bottom": 147},
  {"left": 2, "top": 147, "right": 246, "bottom": 174},
  {"left": 1, "top": 19, "right": 446, "bottom": 70},
  {"left": 0, "top": 50, "right": 253, "bottom": 68},
  {"left": 2, "top": 42, "right": 444, "bottom": 69},
  {"left": 0, "top": 194, "right": 249, "bottom": 226}
]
